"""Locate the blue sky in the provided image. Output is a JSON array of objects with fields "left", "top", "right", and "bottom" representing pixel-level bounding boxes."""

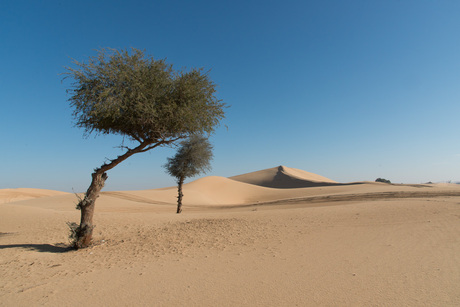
[{"left": 1, "top": 0, "right": 459, "bottom": 192}]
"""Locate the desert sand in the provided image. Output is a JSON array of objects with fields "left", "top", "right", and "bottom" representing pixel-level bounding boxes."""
[{"left": 1, "top": 166, "right": 459, "bottom": 306}]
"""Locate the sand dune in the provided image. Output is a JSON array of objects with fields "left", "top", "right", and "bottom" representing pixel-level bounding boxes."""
[
  {"left": 1, "top": 166, "right": 460, "bottom": 306},
  {"left": 0, "top": 188, "right": 69, "bottom": 204},
  {"left": 230, "top": 165, "right": 338, "bottom": 188},
  {"left": 108, "top": 167, "right": 451, "bottom": 209}
]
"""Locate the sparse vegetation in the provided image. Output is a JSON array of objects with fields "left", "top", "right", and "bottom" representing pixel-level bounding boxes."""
[
  {"left": 66, "top": 221, "right": 81, "bottom": 244},
  {"left": 64, "top": 48, "right": 226, "bottom": 249},
  {"left": 375, "top": 178, "right": 391, "bottom": 184},
  {"left": 164, "top": 135, "right": 213, "bottom": 213}
]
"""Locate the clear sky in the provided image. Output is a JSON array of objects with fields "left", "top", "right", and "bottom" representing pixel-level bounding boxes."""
[{"left": 1, "top": 0, "right": 459, "bottom": 192}]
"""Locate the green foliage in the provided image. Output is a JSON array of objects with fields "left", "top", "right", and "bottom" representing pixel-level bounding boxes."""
[
  {"left": 64, "top": 48, "right": 226, "bottom": 143},
  {"left": 375, "top": 178, "right": 391, "bottom": 184},
  {"left": 164, "top": 134, "right": 213, "bottom": 182}
]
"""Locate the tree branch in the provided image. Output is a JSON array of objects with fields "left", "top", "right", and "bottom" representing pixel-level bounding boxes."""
[
  {"left": 95, "top": 141, "right": 152, "bottom": 174},
  {"left": 131, "top": 134, "right": 142, "bottom": 143},
  {"left": 138, "top": 136, "right": 183, "bottom": 153}
]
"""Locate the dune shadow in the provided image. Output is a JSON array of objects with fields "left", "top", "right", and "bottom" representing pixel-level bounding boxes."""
[
  {"left": 229, "top": 165, "right": 367, "bottom": 189},
  {"left": 0, "top": 243, "right": 73, "bottom": 253},
  {"left": 241, "top": 176, "right": 365, "bottom": 189}
]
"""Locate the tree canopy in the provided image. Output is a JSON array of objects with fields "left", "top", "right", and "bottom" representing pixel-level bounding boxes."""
[
  {"left": 164, "top": 134, "right": 213, "bottom": 181},
  {"left": 65, "top": 48, "right": 225, "bottom": 145}
]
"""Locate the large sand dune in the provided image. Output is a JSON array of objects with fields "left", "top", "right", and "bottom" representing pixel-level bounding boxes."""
[
  {"left": 1, "top": 166, "right": 460, "bottom": 306},
  {"left": 230, "top": 165, "right": 338, "bottom": 188}
]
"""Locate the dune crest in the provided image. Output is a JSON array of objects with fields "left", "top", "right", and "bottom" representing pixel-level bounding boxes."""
[
  {"left": 0, "top": 188, "right": 69, "bottom": 204},
  {"left": 229, "top": 165, "right": 337, "bottom": 188}
]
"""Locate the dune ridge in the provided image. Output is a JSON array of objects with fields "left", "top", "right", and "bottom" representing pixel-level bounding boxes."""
[
  {"left": 0, "top": 188, "right": 69, "bottom": 204},
  {"left": 229, "top": 165, "right": 338, "bottom": 188},
  {"left": 3, "top": 166, "right": 457, "bottom": 210}
]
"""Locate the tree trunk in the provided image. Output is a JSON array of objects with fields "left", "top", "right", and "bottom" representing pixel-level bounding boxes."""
[
  {"left": 176, "top": 177, "right": 184, "bottom": 214},
  {"left": 75, "top": 171, "right": 108, "bottom": 249},
  {"left": 70, "top": 140, "right": 171, "bottom": 249}
]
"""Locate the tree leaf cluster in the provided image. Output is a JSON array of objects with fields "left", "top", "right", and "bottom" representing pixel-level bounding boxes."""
[
  {"left": 164, "top": 134, "right": 213, "bottom": 182},
  {"left": 64, "top": 48, "right": 225, "bottom": 144}
]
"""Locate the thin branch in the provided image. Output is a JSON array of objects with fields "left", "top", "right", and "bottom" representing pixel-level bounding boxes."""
[
  {"left": 96, "top": 141, "right": 152, "bottom": 174},
  {"left": 138, "top": 136, "right": 183, "bottom": 153},
  {"left": 131, "top": 134, "right": 142, "bottom": 143},
  {"left": 138, "top": 140, "right": 167, "bottom": 153},
  {"left": 115, "top": 145, "right": 132, "bottom": 151}
]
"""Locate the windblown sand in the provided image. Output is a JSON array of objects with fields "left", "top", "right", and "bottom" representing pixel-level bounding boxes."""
[{"left": 1, "top": 166, "right": 459, "bottom": 306}]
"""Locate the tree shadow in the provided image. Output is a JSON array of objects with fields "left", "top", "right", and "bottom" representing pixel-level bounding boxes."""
[{"left": 0, "top": 243, "right": 74, "bottom": 253}]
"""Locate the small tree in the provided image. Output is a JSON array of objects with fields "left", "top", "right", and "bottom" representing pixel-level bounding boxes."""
[
  {"left": 375, "top": 178, "right": 391, "bottom": 184},
  {"left": 164, "top": 135, "right": 213, "bottom": 213},
  {"left": 64, "top": 48, "right": 225, "bottom": 249}
]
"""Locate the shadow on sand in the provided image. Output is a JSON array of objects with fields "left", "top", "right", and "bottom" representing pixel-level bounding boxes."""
[{"left": 0, "top": 243, "right": 73, "bottom": 253}]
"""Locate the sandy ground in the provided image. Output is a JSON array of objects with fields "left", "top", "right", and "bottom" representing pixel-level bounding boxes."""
[{"left": 1, "top": 166, "right": 460, "bottom": 306}]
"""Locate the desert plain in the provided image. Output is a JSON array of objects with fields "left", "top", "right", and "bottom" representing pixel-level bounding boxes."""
[{"left": 1, "top": 166, "right": 460, "bottom": 306}]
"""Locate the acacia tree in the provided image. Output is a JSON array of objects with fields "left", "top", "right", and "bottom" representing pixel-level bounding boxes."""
[
  {"left": 64, "top": 48, "right": 225, "bottom": 249},
  {"left": 164, "top": 135, "right": 213, "bottom": 213}
]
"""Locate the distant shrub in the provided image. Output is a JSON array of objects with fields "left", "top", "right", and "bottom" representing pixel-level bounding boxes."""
[{"left": 375, "top": 178, "right": 391, "bottom": 184}]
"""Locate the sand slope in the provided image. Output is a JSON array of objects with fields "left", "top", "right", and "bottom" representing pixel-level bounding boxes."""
[
  {"left": 1, "top": 166, "right": 460, "bottom": 306},
  {"left": 0, "top": 188, "right": 69, "bottom": 204},
  {"left": 229, "top": 165, "right": 338, "bottom": 188}
]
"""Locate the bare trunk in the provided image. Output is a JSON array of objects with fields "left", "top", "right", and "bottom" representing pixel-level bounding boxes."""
[
  {"left": 70, "top": 140, "right": 171, "bottom": 249},
  {"left": 176, "top": 177, "right": 184, "bottom": 214},
  {"left": 75, "top": 171, "right": 108, "bottom": 249}
]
